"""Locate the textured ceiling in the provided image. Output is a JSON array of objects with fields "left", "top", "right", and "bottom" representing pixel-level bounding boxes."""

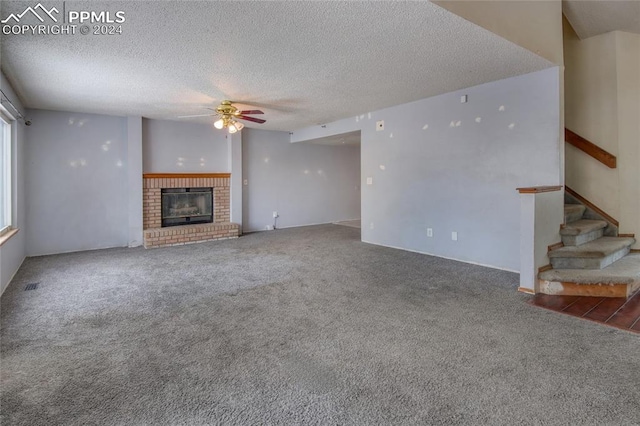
[
  {"left": 1, "top": 1, "right": 552, "bottom": 131},
  {"left": 563, "top": 0, "right": 640, "bottom": 39}
]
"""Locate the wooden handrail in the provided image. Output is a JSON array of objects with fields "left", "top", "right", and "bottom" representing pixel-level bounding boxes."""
[
  {"left": 565, "top": 186, "right": 619, "bottom": 227},
  {"left": 565, "top": 128, "right": 616, "bottom": 169},
  {"left": 516, "top": 185, "right": 563, "bottom": 194}
]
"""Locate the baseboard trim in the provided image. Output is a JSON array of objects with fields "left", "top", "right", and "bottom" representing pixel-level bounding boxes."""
[
  {"left": 548, "top": 242, "right": 564, "bottom": 252},
  {"left": 518, "top": 287, "right": 535, "bottom": 295},
  {"left": 538, "top": 264, "right": 553, "bottom": 273},
  {"left": 1, "top": 254, "right": 26, "bottom": 297},
  {"left": 618, "top": 234, "right": 635, "bottom": 238},
  {"left": 361, "top": 239, "right": 519, "bottom": 273},
  {"left": 28, "top": 244, "right": 130, "bottom": 258},
  {"left": 245, "top": 220, "right": 360, "bottom": 234}
]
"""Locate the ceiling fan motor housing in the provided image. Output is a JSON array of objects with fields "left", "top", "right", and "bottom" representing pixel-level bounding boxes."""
[{"left": 216, "top": 100, "right": 237, "bottom": 117}]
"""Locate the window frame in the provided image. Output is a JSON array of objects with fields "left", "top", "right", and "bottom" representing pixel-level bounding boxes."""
[{"left": 0, "top": 110, "right": 13, "bottom": 236}]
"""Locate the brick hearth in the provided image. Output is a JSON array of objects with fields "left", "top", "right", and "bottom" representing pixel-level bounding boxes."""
[{"left": 142, "top": 173, "right": 239, "bottom": 248}]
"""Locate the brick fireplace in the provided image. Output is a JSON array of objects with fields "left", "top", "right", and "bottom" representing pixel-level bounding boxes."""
[{"left": 142, "top": 173, "right": 240, "bottom": 248}]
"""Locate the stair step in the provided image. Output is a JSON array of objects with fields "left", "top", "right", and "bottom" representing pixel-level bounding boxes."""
[
  {"left": 548, "top": 237, "right": 635, "bottom": 270},
  {"left": 560, "top": 219, "right": 607, "bottom": 246},
  {"left": 564, "top": 204, "right": 586, "bottom": 223},
  {"left": 538, "top": 254, "right": 640, "bottom": 298}
]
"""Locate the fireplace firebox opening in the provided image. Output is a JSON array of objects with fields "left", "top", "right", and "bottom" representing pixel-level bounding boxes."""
[{"left": 161, "top": 187, "right": 213, "bottom": 227}]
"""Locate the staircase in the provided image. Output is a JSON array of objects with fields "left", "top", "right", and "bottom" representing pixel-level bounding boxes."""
[{"left": 538, "top": 204, "right": 640, "bottom": 298}]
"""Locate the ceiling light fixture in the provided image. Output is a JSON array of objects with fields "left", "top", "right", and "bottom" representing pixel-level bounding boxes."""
[
  {"left": 179, "top": 100, "right": 265, "bottom": 133},
  {"left": 214, "top": 115, "right": 245, "bottom": 134}
]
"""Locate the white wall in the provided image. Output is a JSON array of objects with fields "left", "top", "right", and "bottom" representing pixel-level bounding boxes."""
[
  {"left": 142, "top": 118, "right": 241, "bottom": 227},
  {"left": 564, "top": 25, "right": 620, "bottom": 217},
  {"left": 242, "top": 129, "right": 360, "bottom": 232},
  {"left": 361, "top": 68, "right": 560, "bottom": 271},
  {"left": 127, "top": 116, "right": 143, "bottom": 247},
  {"left": 435, "top": 0, "right": 564, "bottom": 65},
  {"left": 142, "top": 118, "right": 229, "bottom": 173},
  {"left": 293, "top": 68, "right": 561, "bottom": 272},
  {"left": 22, "top": 114, "right": 240, "bottom": 256},
  {"left": 564, "top": 25, "right": 640, "bottom": 248},
  {"left": 615, "top": 32, "right": 640, "bottom": 247},
  {"left": 0, "top": 73, "right": 26, "bottom": 294},
  {"left": 25, "top": 109, "right": 129, "bottom": 256},
  {"left": 228, "top": 133, "right": 243, "bottom": 225}
]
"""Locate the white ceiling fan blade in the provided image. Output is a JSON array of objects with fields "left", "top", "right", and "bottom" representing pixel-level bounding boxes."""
[{"left": 177, "top": 113, "right": 217, "bottom": 118}]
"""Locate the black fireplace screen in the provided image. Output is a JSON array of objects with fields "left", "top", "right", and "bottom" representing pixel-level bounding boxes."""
[{"left": 161, "top": 187, "right": 213, "bottom": 227}]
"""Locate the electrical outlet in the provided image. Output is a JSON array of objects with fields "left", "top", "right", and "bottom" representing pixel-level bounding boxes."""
[
  {"left": 376, "top": 120, "right": 384, "bottom": 131},
  {"left": 427, "top": 228, "right": 433, "bottom": 237},
  {"left": 366, "top": 177, "right": 373, "bottom": 185},
  {"left": 243, "top": 179, "right": 248, "bottom": 185},
  {"left": 451, "top": 231, "right": 458, "bottom": 241},
  {"left": 266, "top": 225, "right": 273, "bottom": 231},
  {"left": 273, "top": 211, "right": 278, "bottom": 218},
  {"left": 461, "top": 95, "right": 468, "bottom": 103}
]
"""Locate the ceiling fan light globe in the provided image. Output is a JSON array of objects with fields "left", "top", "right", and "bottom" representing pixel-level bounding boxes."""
[
  {"left": 228, "top": 124, "right": 238, "bottom": 134},
  {"left": 235, "top": 122, "right": 245, "bottom": 131},
  {"left": 213, "top": 119, "right": 224, "bottom": 129}
]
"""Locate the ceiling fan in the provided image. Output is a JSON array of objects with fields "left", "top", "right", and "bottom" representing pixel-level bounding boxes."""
[{"left": 178, "top": 100, "right": 266, "bottom": 133}]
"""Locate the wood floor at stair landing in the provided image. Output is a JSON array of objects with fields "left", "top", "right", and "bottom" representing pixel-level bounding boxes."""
[{"left": 529, "top": 291, "right": 640, "bottom": 333}]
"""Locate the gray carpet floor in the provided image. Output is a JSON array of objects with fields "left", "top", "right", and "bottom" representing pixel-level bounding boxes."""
[{"left": 1, "top": 224, "right": 638, "bottom": 425}]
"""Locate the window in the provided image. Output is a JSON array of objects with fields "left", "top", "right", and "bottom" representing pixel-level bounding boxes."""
[{"left": 0, "top": 112, "right": 11, "bottom": 234}]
